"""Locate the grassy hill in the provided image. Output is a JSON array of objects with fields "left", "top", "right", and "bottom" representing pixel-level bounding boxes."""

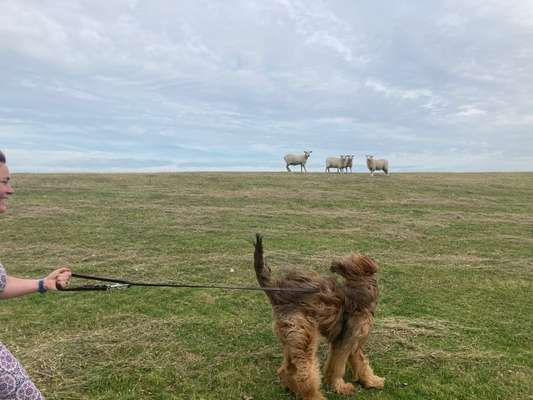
[{"left": 1, "top": 172, "right": 532, "bottom": 399}]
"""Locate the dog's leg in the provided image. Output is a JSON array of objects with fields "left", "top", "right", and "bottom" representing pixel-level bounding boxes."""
[
  {"left": 292, "top": 336, "right": 325, "bottom": 400},
  {"left": 292, "top": 350, "right": 324, "bottom": 400},
  {"left": 349, "top": 347, "right": 384, "bottom": 389},
  {"left": 276, "top": 319, "right": 325, "bottom": 400},
  {"left": 277, "top": 346, "right": 294, "bottom": 391},
  {"left": 324, "top": 342, "right": 356, "bottom": 395},
  {"left": 347, "top": 317, "right": 384, "bottom": 390}
]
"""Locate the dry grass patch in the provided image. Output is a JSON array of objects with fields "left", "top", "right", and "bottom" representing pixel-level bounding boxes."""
[
  {"left": 371, "top": 317, "right": 504, "bottom": 369},
  {"left": 11, "top": 205, "right": 78, "bottom": 218},
  {"left": 371, "top": 317, "right": 453, "bottom": 352}
]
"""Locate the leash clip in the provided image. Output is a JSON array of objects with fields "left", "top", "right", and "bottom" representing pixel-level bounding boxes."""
[{"left": 108, "top": 283, "right": 130, "bottom": 290}]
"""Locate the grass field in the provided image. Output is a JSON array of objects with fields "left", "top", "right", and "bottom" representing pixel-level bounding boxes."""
[{"left": 1, "top": 172, "right": 532, "bottom": 400}]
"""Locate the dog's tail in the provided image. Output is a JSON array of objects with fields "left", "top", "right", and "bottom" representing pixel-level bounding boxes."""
[{"left": 253, "top": 233, "right": 272, "bottom": 288}]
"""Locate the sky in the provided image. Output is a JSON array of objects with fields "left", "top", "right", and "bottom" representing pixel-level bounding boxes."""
[{"left": 1, "top": 0, "right": 532, "bottom": 173}]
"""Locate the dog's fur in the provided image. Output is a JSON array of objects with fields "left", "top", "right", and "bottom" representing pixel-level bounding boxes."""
[{"left": 253, "top": 234, "right": 384, "bottom": 400}]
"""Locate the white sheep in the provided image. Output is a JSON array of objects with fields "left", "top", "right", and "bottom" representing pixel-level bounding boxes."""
[
  {"left": 325, "top": 155, "right": 347, "bottom": 173},
  {"left": 284, "top": 151, "right": 312, "bottom": 172},
  {"left": 366, "top": 155, "right": 389, "bottom": 175},
  {"left": 343, "top": 154, "right": 354, "bottom": 173}
]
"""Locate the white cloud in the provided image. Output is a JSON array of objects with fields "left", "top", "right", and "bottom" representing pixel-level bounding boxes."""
[
  {"left": 365, "top": 79, "right": 433, "bottom": 101},
  {"left": 1, "top": 0, "right": 532, "bottom": 172},
  {"left": 456, "top": 105, "right": 487, "bottom": 117},
  {"left": 305, "top": 31, "right": 354, "bottom": 63}
]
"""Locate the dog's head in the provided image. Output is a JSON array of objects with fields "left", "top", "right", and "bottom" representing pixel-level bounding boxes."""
[{"left": 330, "top": 254, "right": 378, "bottom": 280}]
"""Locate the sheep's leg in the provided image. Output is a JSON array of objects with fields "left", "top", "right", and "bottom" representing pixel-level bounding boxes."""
[
  {"left": 302, "top": 164, "right": 307, "bottom": 173},
  {"left": 286, "top": 164, "right": 292, "bottom": 172}
]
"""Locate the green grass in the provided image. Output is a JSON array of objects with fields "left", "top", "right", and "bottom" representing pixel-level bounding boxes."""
[{"left": 1, "top": 172, "right": 532, "bottom": 399}]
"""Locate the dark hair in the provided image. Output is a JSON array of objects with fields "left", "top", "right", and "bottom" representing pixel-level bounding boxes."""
[{"left": 0, "top": 150, "right": 5, "bottom": 164}]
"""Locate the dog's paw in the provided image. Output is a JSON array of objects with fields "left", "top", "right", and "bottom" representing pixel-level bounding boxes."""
[
  {"left": 363, "top": 375, "right": 385, "bottom": 390},
  {"left": 332, "top": 380, "right": 356, "bottom": 395},
  {"left": 276, "top": 369, "right": 291, "bottom": 390},
  {"left": 304, "top": 393, "right": 327, "bottom": 400}
]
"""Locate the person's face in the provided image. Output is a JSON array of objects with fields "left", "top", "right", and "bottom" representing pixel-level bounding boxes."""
[{"left": 0, "top": 163, "right": 14, "bottom": 213}]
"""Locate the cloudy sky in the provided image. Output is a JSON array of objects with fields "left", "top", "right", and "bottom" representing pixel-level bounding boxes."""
[{"left": 1, "top": 0, "right": 532, "bottom": 172}]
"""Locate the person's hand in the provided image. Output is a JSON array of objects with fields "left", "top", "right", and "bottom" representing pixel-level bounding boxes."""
[{"left": 44, "top": 267, "right": 71, "bottom": 290}]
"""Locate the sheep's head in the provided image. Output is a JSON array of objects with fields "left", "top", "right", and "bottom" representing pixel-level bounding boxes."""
[
  {"left": 366, "top": 155, "right": 374, "bottom": 160},
  {"left": 304, "top": 151, "right": 312, "bottom": 158}
]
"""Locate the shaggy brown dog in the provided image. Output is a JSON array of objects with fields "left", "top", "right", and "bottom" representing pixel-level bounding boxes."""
[{"left": 253, "top": 234, "right": 384, "bottom": 400}]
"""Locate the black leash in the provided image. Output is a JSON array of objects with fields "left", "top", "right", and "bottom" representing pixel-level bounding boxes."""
[{"left": 58, "top": 273, "right": 318, "bottom": 293}]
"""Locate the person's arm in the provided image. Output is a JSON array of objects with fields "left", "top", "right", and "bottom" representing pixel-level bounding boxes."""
[{"left": 0, "top": 267, "right": 71, "bottom": 299}]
